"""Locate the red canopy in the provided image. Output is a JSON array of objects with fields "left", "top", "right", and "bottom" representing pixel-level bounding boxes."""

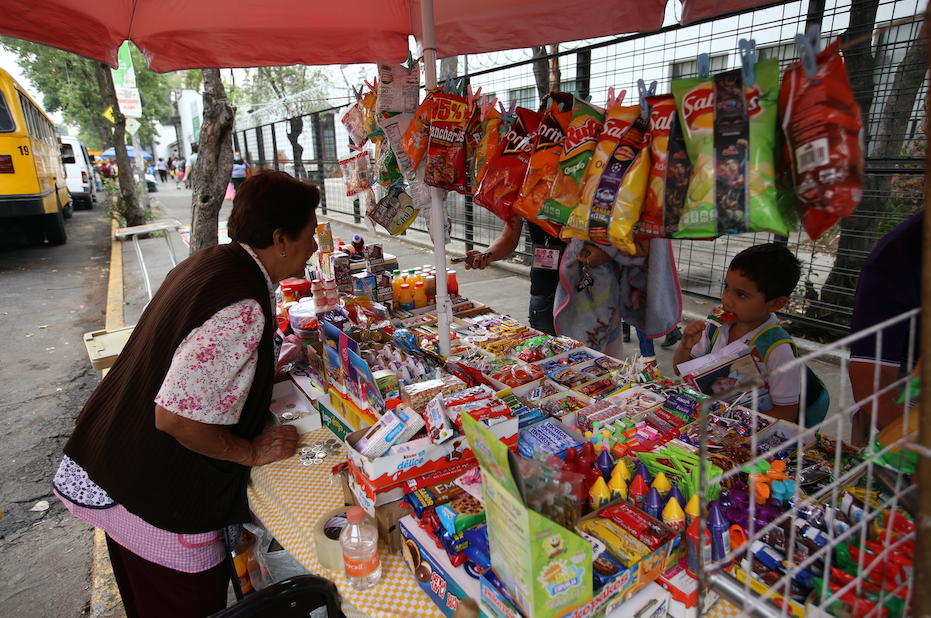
[{"left": 5, "top": 0, "right": 677, "bottom": 72}]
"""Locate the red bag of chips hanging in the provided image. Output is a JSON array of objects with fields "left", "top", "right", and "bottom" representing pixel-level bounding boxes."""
[
  {"left": 779, "top": 38, "right": 864, "bottom": 240},
  {"left": 424, "top": 91, "right": 470, "bottom": 193},
  {"left": 401, "top": 90, "right": 438, "bottom": 172},
  {"left": 473, "top": 107, "right": 542, "bottom": 223}
]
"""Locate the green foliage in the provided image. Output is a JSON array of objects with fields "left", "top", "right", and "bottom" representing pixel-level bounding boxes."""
[
  {"left": 102, "top": 178, "right": 152, "bottom": 226},
  {"left": 0, "top": 38, "right": 173, "bottom": 150},
  {"left": 183, "top": 70, "right": 202, "bottom": 92}
]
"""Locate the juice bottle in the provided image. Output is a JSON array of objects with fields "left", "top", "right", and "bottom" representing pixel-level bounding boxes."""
[
  {"left": 392, "top": 274, "right": 403, "bottom": 306},
  {"left": 447, "top": 270, "right": 459, "bottom": 297},
  {"left": 413, "top": 281, "right": 427, "bottom": 309},
  {"left": 399, "top": 283, "right": 414, "bottom": 311},
  {"left": 425, "top": 275, "right": 436, "bottom": 305}
]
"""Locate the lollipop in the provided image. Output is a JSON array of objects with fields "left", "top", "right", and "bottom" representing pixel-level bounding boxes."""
[{"left": 707, "top": 306, "right": 736, "bottom": 325}]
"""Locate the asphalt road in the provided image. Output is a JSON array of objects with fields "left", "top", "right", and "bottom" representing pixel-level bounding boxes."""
[{"left": 0, "top": 201, "right": 111, "bottom": 617}]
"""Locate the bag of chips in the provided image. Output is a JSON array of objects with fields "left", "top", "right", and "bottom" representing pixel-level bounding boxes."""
[
  {"left": 512, "top": 94, "right": 572, "bottom": 238},
  {"left": 361, "top": 89, "right": 380, "bottom": 142},
  {"left": 779, "top": 38, "right": 864, "bottom": 240},
  {"left": 470, "top": 108, "right": 503, "bottom": 192},
  {"left": 401, "top": 90, "right": 438, "bottom": 172},
  {"left": 376, "top": 60, "right": 420, "bottom": 115},
  {"left": 473, "top": 107, "right": 541, "bottom": 223},
  {"left": 537, "top": 94, "right": 605, "bottom": 227},
  {"left": 424, "top": 91, "right": 470, "bottom": 193},
  {"left": 339, "top": 151, "right": 373, "bottom": 196},
  {"left": 672, "top": 58, "right": 792, "bottom": 239},
  {"left": 563, "top": 105, "right": 650, "bottom": 254},
  {"left": 638, "top": 95, "right": 693, "bottom": 240},
  {"left": 341, "top": 101, "right": 368, "bottom": 148}
]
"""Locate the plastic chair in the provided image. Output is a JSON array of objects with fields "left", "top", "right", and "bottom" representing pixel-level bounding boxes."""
[{"left": 208, "top": 575, "right": 345, "bottom": 618}]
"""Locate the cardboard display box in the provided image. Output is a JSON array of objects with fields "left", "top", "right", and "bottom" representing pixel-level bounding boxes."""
[{"left": 269, "top": 380, "right": 321, "bottom": 434}]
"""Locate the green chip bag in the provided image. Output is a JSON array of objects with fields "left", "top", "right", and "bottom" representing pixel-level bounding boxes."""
[{"left": 671, "top": 58, "right": 794, "bottom": 238}]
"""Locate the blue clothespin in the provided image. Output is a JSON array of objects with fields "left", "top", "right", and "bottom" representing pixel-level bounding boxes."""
[
  {"left": 697, "top": 53, "right": 710, "bottom": 78},
  {"left": 795, "top": 25, "right": 821, "bottom": 79},
  {"left": 443, "top": 75, "right": 452, "bottom": 94},
  {"left": 637, "top": 79, "right": 657, "bottom": 119},
  {"left": 739, "top": 39, "right": 757, "bottom": 86}
]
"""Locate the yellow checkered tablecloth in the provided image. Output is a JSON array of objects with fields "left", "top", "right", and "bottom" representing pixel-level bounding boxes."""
[{"left": 248, "top": 428, "right": 443, "bottom": 618}]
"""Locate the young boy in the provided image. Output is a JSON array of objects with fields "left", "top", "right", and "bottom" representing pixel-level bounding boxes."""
[{"left": 673, "top": 243, "right": 828, "bottom": 425}]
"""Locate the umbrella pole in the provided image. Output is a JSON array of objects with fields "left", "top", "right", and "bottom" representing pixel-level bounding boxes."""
[{"left": 421, "top": 0, "right": 452, "bottom": 357}]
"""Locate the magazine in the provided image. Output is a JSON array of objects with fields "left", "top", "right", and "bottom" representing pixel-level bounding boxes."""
[{"left": 680, "top": 346, "right": 773, "bottom": 410}]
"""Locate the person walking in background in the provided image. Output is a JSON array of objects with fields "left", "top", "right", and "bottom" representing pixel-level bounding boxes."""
[
  {"left": 156, "top": 158, "right": 168, "bottom": 183},
  {"left": 175, "top": 157, "right": 185, "bottom": 189},
  {"left": 185, "top": 143, "right": 199, "bottom": 189},
  {"left": 231, "top": 152, "right": 250, "bottom": 193}
]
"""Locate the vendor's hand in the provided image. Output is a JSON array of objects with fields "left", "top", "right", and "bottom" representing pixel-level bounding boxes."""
[
  {"left": 578, "top": 243, "right": 613, "bottom": 268},
  {"left": 249, "top": 424, "right": 299, "bottom": 466},
  {"left": 465, "top": 250, "right": 492, "bottom": 270},
  {"left": 680, "top": 320, "right": 706, "bottom": 350}
]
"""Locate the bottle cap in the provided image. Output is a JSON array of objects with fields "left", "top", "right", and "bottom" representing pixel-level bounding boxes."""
[{"left": 347, "top": 506, "right": 366, "bottom": 524}]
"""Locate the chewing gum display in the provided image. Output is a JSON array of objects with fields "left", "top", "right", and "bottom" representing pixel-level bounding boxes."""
[
  {"left": 600, "top": 502, "right": 671, "bottom": 551},
  {"left": 354, "top": 410, "right": 406, "bottom": 458},
  {"left": 576, "top": 400, "right": 625, "bottom": 433},
  {"left": 424, "top": 91, "right": 469, "bottom": 193},
  {"left": 517, "top": 419, "right": 579, "bottom": 459},
  {"left": 639, "top": 95, "right": 692, "bottom": 240},
  {"left": 673, "top": 58, "right": 790, "bottom": 239},
  {"left": 563, "top": 105, "right": 650, "bottom": 254},
  {"left": 577, "top": 517, "right": 651, "bottom": 568},
  {"left": 474, "top": 107, "right": 542, "bottom": 224}
]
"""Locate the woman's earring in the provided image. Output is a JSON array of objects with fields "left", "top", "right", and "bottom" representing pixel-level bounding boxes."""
[{"left": 280, "top": 252, "right": 286, "bottom": 258}]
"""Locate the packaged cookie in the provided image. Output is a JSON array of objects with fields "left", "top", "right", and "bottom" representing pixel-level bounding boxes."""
[{"left": 436, "top": 493, "right": 486, "bottom": 536}]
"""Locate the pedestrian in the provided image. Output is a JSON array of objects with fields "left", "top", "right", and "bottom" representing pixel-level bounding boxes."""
[
  {"left": 100, "top": 161, "right": 112, "bottom": 179},
  {"left": 185, "top": 143, "right": 199, "bottom": 189},
  {"left": 156, "top": 157, "right": 168, "bottom": 183},
  {"left": 53, "top": 170, "right": 321, "bottom": 618},
  {"left": 175, "top": 157, "right": 185, "bottom": 189},
  {"left": 231, "top": 152, "right": 250, "bottom": 192}
]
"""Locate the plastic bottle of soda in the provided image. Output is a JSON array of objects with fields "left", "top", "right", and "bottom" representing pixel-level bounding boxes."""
[{"left": 340, "top": 506, "right": 382, "bottom": 590}]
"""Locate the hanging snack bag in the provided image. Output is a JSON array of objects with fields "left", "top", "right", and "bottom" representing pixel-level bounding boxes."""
[
  {"left": 401, "top": 90, "right": 439, "bottom": 172},
  {"left": 362, "top": 88, "right": 380, "bottom": 142},
  {"left": 376, "top": 60, "right": 420, "bottom": 115},
  {"left": 473, "top": 107, "right": 542, "bottom": 223},
  {"left": 424, "top": 91, "right": 470, "bottom": 193},
  {"left": 369, "top": 186, "right": 420, "bottom": 235},
  {"left": 672, "top": 57, "right": 789, "bottom": 239},
  {"left": 470, "top": 108, "right": 503, "bottom": 192},
  {"left": 512, "top": 94, "right": 573, "bottom": 239},
  {"left": 375, "top": 135, "right": 402, "bottom": 187},
  {"left": 638, "top": 95, "right": 693, "bottom": 239},
  {"left": 339, "top": 151, "right": 373, "bottom": 196},
  {"left": 341, "top": 100, "right": 368, "bottom": 148},
  {"left": 563, "top": 104, "right": 649, "bottom": 253},
  {"left": 779, "top": 39, "right": 864, "bottom": 240},
  {"left": 537, "top": 94, "right": 605, "bottom": 227}
]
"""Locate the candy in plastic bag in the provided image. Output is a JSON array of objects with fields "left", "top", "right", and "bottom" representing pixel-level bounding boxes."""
[
  {"left": 339, "top": 151, "right": 373, "bottom": 196},
  {"left": 341, "top": 101, "right": 367, "bottom": 148}
]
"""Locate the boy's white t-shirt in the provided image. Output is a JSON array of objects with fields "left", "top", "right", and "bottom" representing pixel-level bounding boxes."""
[{"left": 689, "top": 314, "right": 801, "bottom": 408}]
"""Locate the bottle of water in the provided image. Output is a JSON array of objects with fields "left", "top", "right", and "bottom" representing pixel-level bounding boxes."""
[{"left": 339, "top": 506, "right": 382, "bottom": 590}]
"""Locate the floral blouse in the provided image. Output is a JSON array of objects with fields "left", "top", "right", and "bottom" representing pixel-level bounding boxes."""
[{"left": 54, "top": 243, "right": 277, "bottom": 572}]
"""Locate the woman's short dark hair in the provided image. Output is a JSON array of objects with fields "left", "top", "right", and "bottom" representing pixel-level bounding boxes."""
[{"left": 228, "top": 170, "right": 320, "bottom": 248}]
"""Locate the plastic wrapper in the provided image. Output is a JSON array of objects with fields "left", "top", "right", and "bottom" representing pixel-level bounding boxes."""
[
  {"left": 361, "top": 89, "right": 380, "bottom": 142},
  {"left": 401, "top": 90, "right": 438, "bottom": 172},
  {"left": 779, "top": 39, "right": 864, "bottom": 240},
  {"left": 446, "top": 397, "right": 510, "bottom": 432},
  {"left": 424, "top": 91, "right": 470, "bottom": 193},
  {"left": 512, "top": 94, "right": 572, "bottom": 238},
  {"left": 473, "top": 107, "right": 542, "bottom": 224},
  {"left": 375, "top": 134, "right": 402, "bottom": 187},
  {"left": 470, "top": 108, "right": 503, "bottom": 191},
  {"left": 368, "top": 186, "right": 419, "bottom": 235},
  {"left": 339, "top": 151, "right": 373, "bottom": 196},
  {"left": 563, "top": 105, "right": 650, "bottom": 254},
  {"left": 672, "top": 58, "right": 792, "bottom": 239},
  {"left": 436, "top": 494, "right": 485, "bottom": 536},
  {"left": 576, "top": 517, "right": 650, "bottom": 568},
  {"left": 341, "top": 101, "right": 368, "bottom": 147},
  {"left": 405, "top": 478, "right": 463, "bottom": 519},
  {"left": 638, "top": 94, "right": 692, "bottom": 240},
  {"left": 400, "top": 374, "right": 466, "bottom": 412},
  {"left": 376, "top": 60, "right": 421, "bottom": 115},
  {"left": 423, "top": 394, "right": 455, "bottom": 443},
  {"left": 537, "top": 94, "right": 605, "bottom": 226}
]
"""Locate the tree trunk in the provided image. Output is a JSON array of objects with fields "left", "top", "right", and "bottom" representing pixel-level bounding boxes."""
[
  {"left": 288, "top": 116, "right": 306, "bottom": 181},
  {"left": 532, "top": 47, "right": 549, "bottom": 106},
  {"left": 189, "top": 69, "right": 234, "bottom": 256},
  {"left": 815, "top": 29, "right": 928, "bottom": 320},
  {"left": 95, "top": 62, "right": 145, "bottom": 227},
  {"left": 548, "top": 44, "right": 561, "bottom": 92}
]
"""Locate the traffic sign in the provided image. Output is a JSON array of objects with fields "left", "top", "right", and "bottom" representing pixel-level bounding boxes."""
[
  {"left": 124, "top": 118, "right": 141, "bottom": 135},
  {"left": 102, "top": 106, "right": 114, "bottom": 123}
]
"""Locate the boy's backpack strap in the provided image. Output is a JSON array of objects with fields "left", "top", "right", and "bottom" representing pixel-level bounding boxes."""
[
  {"left": 708, "top": 323, "right": 719, "bottom": 347},
  {"left": 748, "top": 324, "right": 797, "bottom": 364}
]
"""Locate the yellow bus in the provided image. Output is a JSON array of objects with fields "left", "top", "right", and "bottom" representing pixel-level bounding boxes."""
[{"left": 0, "top": 66, "right": 71, "bottom": 245}]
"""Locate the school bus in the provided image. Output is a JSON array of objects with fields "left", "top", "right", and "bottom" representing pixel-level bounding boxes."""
[{"left": 0, "top": 66, "right": 71, "bottom": 245}]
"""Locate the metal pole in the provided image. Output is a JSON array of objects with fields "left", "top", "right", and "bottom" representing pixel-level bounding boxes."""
[
  {"left": 913, "top": 9, "right": 931, "bottom": 616},
  {"left": 421, "top": 0, "right": 452, "bottom": 358}
]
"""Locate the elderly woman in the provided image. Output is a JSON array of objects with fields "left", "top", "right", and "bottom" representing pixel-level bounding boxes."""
[{"left": 53, "top": 170, "right": 320, "bottom": 618}]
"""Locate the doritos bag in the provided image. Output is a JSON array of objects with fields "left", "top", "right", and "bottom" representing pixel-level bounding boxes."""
[
  {"left": 424, "top": 91, "right": 470, "bottom": 193},
  {"left": 512, "top": 94, "right": 572, "bottom": 238},
  {"left": 537, "top": 95, "right": 605, "bottom": 227},
  {"left": 672, "top": 58, "right": 793, "bottom": 239},
  {"left": 563, "top": 105, "right": 650, "bottom": 254},
  {"left": 473, "top": 107, "right": 541, "bottom": 223},
  {"left": 638, "top": 95, "right": 693, "bottom": 240},
  {"left": 779, "top": 39, "right": 864, "bottom": 240},
  {"left": 471, "top": 108, "right": 502, "bottom": 191}
]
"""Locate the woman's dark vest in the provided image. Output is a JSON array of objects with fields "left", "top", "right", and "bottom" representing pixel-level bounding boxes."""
[{"left": 64, "top": 242, "right": 276, "bottom": 534}]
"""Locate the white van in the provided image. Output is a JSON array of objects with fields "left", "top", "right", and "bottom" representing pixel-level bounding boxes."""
[{"left": 60, "top": 136, "right": 96, "bottom": 210}]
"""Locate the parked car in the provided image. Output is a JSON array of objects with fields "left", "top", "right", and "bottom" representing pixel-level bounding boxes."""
[{"left": 60, "top": 136, "right": 96, "bottom": 210}]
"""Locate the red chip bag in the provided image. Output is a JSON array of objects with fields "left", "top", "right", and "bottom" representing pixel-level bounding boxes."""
[
  {"left": 424, "top": 92, "right": 470, "bottom": 193},
  {"left": 473, "top": 107, "right": 542, "bottom": 223},
  {"left": 401, "top": 90, "right": 438, "bottom": 172},
  {"left": 779, "top": 38, "right": 864, "bottom": 239}
]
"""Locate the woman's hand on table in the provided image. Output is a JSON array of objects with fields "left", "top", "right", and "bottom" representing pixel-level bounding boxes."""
[{"left": 249, "top": 425, "right": 300, "bottom": 466}]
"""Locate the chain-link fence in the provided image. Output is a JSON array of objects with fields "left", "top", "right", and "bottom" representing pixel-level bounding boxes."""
[{"left": 232, "top": 0, "right": 926, "bottom": 338}]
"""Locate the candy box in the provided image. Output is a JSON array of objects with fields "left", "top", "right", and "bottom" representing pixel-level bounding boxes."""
[
  {"left": 656, "top": 559, "right": 720, "bottom": 618},
  {"left": 268, "top": 379, "right": 321, "bottom": 434},
  {"left": 352, "top": 272, "right": 377, "bottom": 299},
  {"left": 327, "top": 251, "right": 352, "bottom": 293},
  {"left": 316, "top": 222, "right": 334, "bottom": 252}
]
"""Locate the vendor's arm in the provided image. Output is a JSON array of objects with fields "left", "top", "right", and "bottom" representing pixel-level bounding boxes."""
[
  {"left": 465, "top": 218, "right": 524, "bottom": 269},
  {"left": 766, "top": 403, "right": 799, "bottom": 422},
  {"left": 849, "top": 360, "right": 905, "bottom": 431},
  {"left": 155, "top": 407, "right": 297, "bottom": 466},
  {"left": 673, "top": 320, "right": 706, "bottom": 375}
]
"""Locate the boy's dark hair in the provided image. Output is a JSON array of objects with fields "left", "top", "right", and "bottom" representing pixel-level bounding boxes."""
[
  {"left": 729, "top": 243, "right": 801, "bottom": 300},
  {"left": 191, "top": 143, "right": 199, "bottom": 153}
]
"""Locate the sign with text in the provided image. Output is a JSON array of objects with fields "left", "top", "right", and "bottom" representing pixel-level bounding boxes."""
[
  {"left": 115, "top": 87, "right": 142, "bottom": 118},
  {"left": 124, "top": 118, "right": 141, "bottom": 135}
]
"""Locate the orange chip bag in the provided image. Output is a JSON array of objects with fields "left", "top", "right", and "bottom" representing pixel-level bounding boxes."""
[
  {"left": 638, "top": 95, "right": 693, "bottom": 239},
  {"left": 512, "top": 94, "right": 572, "bottom": 238},
  {"left": 474, "top": 107, "right": 541, "bottom": 223},
  {"left": 401, "top": 90, "right": 438, "bottom": 172},
  {"left": 424, "top": 91, "right": 470, "bottom": 193}
]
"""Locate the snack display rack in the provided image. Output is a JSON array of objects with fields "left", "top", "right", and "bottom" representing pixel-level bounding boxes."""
[{"left": 695, "top": 308, "right": 921, "bottom": 618}]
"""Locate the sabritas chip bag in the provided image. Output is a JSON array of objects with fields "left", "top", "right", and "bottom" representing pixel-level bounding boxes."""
[
  {"left": 474, "top": 107, "right": 541, "bottom": 223},
  {"left": 512, "top": 94, "right": 572, "bottom": 238},
  {"left": 672, "top": 58, "right": 792, "bottom": 238},
  {"left": 471, "top": 108, "right": 502, "bottom": 191},
  {"left": 563, "top": 105, "right": 650, "bottom": 254},
  {"left": 424, "top": 91, "right": 469, "bottom": 193},
  {"left": 638, "top": 95, "right": 690, "bottom": 240},
  {"left": 537, "top": 94, "right": 605, "bottom": 226},
  {"left": 401, "top": 90, "right": 438, "bottom": 172}
]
